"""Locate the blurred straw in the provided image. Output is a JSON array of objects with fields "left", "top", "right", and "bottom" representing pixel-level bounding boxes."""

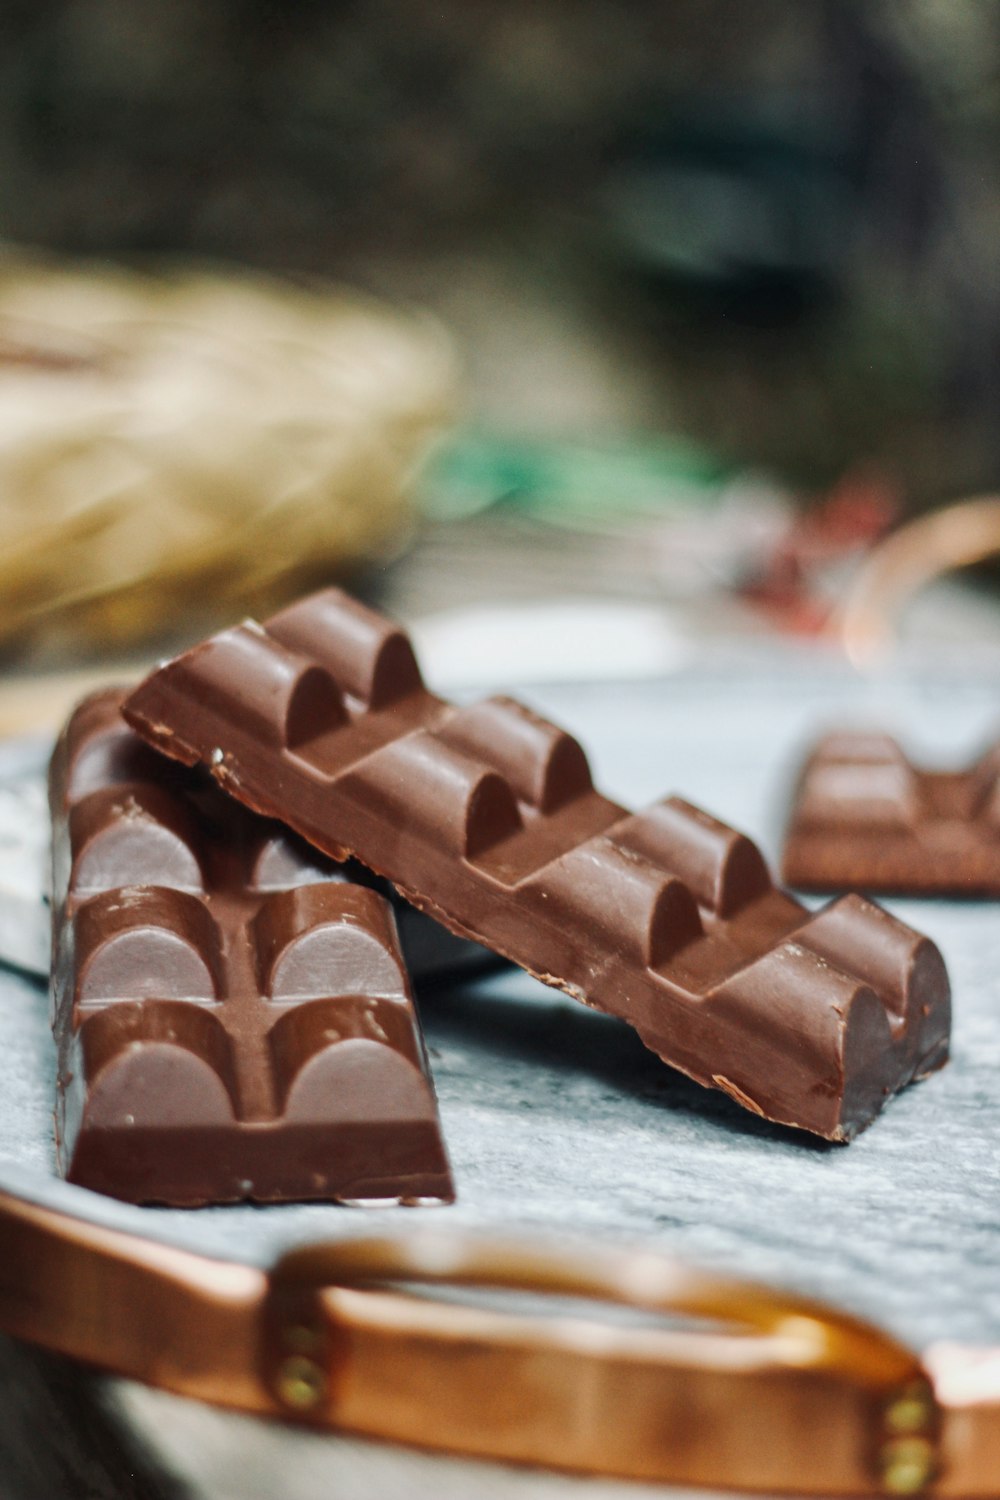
[{"left": 0, "top": 253, "right": 454, "bottom": 650}]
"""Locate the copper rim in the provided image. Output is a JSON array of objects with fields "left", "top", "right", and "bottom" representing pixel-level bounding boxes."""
[{"left": 1, "top": 1188, "right": 998, "bottom": 1494}]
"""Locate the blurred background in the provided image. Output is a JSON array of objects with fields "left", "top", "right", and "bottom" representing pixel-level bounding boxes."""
[
  {"left": 2, "top": 10, "right": 1000, "bottom": 1498},
  {"left": 2, "top": 0, "right": 1000, "bottom": 698}
]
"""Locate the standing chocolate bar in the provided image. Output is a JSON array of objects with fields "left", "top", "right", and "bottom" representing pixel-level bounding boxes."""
[
  {"left": 783, "top": 730, "right": 1000, "bottom": 896},
  {"left": 50, "top": 690, "right": 453, "bottom": 1206},
  {"left": 125, "top": 590, "right": 952, "bottom": 1142}
]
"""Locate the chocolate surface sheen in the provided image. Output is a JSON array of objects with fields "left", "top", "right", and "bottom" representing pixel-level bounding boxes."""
[
  {"left": 783, "top": 731, "right": 1000, "bottom": 897},
  {"left": 125, "top": 590, "right": 952, "bottom": 1141},
  {"left": 50, "top": 690, "right": 454, "bottom": 1206}
]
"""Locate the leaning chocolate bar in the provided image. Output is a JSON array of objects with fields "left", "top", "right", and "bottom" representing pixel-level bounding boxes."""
[
  {"left": 125, "top": 590, "right": 951, "bottom": 1141},
  {"left": 50, "top": 690, "right": 454, "bottom": 1205},
  {"left": 783, "top": 730, "right": 1000, "bottom": 897}
]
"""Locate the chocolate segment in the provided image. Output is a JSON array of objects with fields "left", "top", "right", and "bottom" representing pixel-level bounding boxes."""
[
  {"left": 125, "top": 590, "right": 952, "bottom": 1141},
  {"left": 782, "top": 731, "right": 1000, "bottom": 896},
  {"left": 50, "top": 690, "right": 454, "bottom": 1206}
]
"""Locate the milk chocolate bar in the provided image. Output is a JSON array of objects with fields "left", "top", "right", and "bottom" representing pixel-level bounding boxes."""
[
  {"left": 50, "top": 690, "right": 454, "bottom": 1205},
  {"left": 125, "top": 590, "right": 951, "bottom": 1141},
  {"left": 782, "top": 730, "right": 1000, "bottom": 896}
]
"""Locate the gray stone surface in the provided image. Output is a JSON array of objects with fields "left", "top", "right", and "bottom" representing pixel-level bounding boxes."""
[
  {"left": 1, "top": 650, "right": 997, "bottom": 1353},
  {"left": 2, "top": 649, "right": 1000, "bottom": 1500}
]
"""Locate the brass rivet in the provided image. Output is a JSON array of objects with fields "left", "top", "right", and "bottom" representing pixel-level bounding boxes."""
[
  {"left": 275, "top": 1354, "right": 327, "bottom": 1412},
  {"left": 881, "top": 1436, "right": 936, "bottom": 1496},
  {"left": 885, "top": 1390, "right": 934, "bottom": 1436},
  {"left": 284, "top": 1323, "right": 323, "bottom": 1356}
]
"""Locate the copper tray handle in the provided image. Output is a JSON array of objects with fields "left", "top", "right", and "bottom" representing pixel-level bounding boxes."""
[
  {"left": 0, "top": 1187, "right": 997, "bottom": 1496},
  {"left": 266, "top": 1232, "right": 935, "bottom": 1495}
]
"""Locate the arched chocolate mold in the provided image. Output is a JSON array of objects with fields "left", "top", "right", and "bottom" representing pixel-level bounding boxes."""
[
  {"left": 67, "top": 731, "right": 167, "bottom": 802},
  {"left": 437, "top": 698, "right": 593, "bottom": 814},
  {"left": 73, "top": 887, "right": 221, "bottom": 1005},
  {"left": 54, "top": 688, "right": 168, "bottom": 801},
  {"left": 534, "top": 836, "right": 703, "bottom": 977},
  {"left": 61, "top": 1003, "right": 241, "bottom": 1193},
  {"left": 253, "top": 885, "right": 407, "bottom": 1001},
  {"left": 795, "top": 895, "right": 951, "bottom": 1069},
  {"left": 702, "top": 945, "right": 895, "bottom": 1139},
  {"left": 795, "top": 760, "right": 921, "bottom": 831},
  {"left": 969, "top": 746, "right": 1000, "bottom": 822},
  {"left": 810, "top": 732, "right": 907, "bottom": 766},
  {"left": 66, "top": 784, "right": 205, "bottom": 895},
  {"left": 174, "top": 626, "right": 347, "bottom": 749},
  {"left": 784, "top": 727, "right": 1000, "bottom": 895},
  {"left": 268, "top": 588, "right": 423, "bottom": 707},
  {"left": 50, "top": 689, "right": 454, "bottom": 1204},
  {"left": 125, "top": 587, "right": 952, "bottom": 1141},
  {"left": 249, "top": 829, "right": 346, "bottom": 890},
  {"left": 76, "top": 1002, "right": 239, "bottom": 1124},
  {"left": 282, "top": 1038, "right": 437, "bottom": 1125},
  {"left": 268, "top": 997, "right": 429, "bottom": 1118},
  {"left": 347, "top": 734, "right": 523, "bottom": 860},
  {"left": 613, "top": 799, "right": 771, "bottom": 920}
]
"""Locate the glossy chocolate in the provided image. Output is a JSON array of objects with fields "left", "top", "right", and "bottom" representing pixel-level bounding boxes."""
[
  {"left": 50, "top": 690, "right": 454, "bottom": 1205},
  {"left": 782, "top": 731, "right": 1000, "bottom": 896},
  {"left": 125, "top": 591, "right": 952, "bottom": 1141}
]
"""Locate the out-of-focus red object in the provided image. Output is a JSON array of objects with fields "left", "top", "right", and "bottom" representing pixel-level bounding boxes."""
[{"left": 736, "top": 467, "right": 901, "bottom": 635}]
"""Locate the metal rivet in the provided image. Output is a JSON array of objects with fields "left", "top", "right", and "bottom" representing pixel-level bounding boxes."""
[
  {"left": 885, "top": 1388, "right": 935, "bottom": 1437},
  {"left": 880, "top": 1436, "right": 936, "bottom": 1496},
  {"left": 284, "top": 1323, "right": 323, "bottom": 1356},
  {"left": 275, "top": 1354, "right": 326, "bottom": 1412}
]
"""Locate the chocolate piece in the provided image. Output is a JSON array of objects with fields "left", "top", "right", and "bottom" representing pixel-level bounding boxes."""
[
  {"left": 50, "top": 690, "right": 454, "bottom": 1206},
  {"left": 782, "top": 731, "right": 1000, "bottom": 896},
  {"left": 125, "top": 591, "right": 952, "bottom": 1141}
]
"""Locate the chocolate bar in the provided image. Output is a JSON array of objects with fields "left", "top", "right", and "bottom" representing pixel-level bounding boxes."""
[
  {"left": 782, "top": 730, "right": 1000, "bottom": 896},
  {"left": 50, "top": 689, "right": 454, "bottom": 1205},
  {"left": 125, "top": 590, "right": 952, "bottom": 1141}
]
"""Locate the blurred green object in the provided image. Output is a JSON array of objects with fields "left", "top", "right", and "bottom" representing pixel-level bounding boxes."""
[{"left": 419, "top": 431, "right": 733, "bottom": 525}]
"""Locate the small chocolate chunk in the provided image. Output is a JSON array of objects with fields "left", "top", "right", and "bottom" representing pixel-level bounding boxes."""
[{"left": 783, "top": 731, "right": 1000, "bottom": 896}]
